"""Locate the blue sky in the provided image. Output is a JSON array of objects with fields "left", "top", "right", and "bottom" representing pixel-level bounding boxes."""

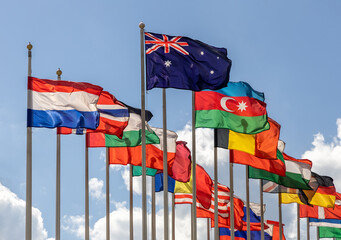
[{"left": 1, "top": 0, "right": 341, "bottom": 239}]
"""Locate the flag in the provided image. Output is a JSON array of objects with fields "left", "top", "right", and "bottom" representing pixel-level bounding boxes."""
[
  {"left": 168, "top": 141, "right": 191, "bottom": 183},
  {"left": 318, "top": 227, "right": 341, "bottom": 238},
  {"left": 249, "top": 153, "right": 312, "bottom": 190},
  {"left": 27, "top": 76, "right": 103, "bottom": 129},
  {"left": 58, "top": 91, "right": 129, "bottom": 137},
  {"left": 231, "top": 149, "right": 286, "bottom": 176},
  {"left": 132, "top": 165, "right": 157, "bottom": 177},
  {"left": 145, "top": 32, "right": 232, "bottom": 91},
  {"left": 215, "top": 118, "right": 280, "bottom": 159},
  {"left": 157, "top": 164, "right": 212, "bottom": 209},
  {"left": 309, "top": 218, "right": 341, "bottom": 228},
  {"left": 300, "top": 193, "right": 341, "bottom": 219},
  {"left": 175, "top": 182, "right": 245, "bottom": 230},
  {"left": 108, "top": 127, "right": 177, "bottom": 170},
  {"left": 86, "top": 111, "right": 159, "bottom": 148},
  {"left": 195, "top": 82, "right": 269, "bottom": 134},
  {"left": 281, "top": 172, "right": 336, "bottom": 208},
  {"left": 265, "top": 220, "right": 286, "bottom": 240}
]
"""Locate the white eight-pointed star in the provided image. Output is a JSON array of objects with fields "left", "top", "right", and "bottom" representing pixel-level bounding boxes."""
[
  {"left": 210, "top": 70, "right": 214, "bottom": 74},
  {"left": 200, "top": 51, "right": 204, "bottom": 55},
  {"left": 237, "top": 101, "right": 248, "bottom": 112},
  {"left": 164, "top": 60, "right": 172, "bottom": 67}
]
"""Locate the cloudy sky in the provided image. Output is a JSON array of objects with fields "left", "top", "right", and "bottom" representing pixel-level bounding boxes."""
[{"left": 1, "top": 0, "right": 341, "bottom": 239}]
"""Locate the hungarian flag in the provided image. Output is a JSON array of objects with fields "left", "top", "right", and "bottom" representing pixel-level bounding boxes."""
[
  {"left": 230, "top": 149, "right": 286, "bottom": 176},
  {"left": 158, "top": 164, "right": 212, "bottom": 209},
  {"left": 249, "top": 153, "right": 312, "bottom": 190},
  {"left": 86, "top": 111, "right": 159, "bottom": 148},
  {"left": 300, "top": 192, "right": 341, "bottom": 219},
  {"left": 108, "top": 127, "right": 177, "bottom": 170},
  {"left": 215, "top": 118, "right": 280, "bottom": 160},
  {"left": 318, "top": 226, "right": 341, "bottom": 238},
  {"left": 195, "top": 81, "right": 269, "bottom": 134},
  {"left": 281, "top": 172, "right": 336, "bottom": 208},
  {"left": 28, "top": 76, "right": 103, "bottom": 129},
  {"left": 175, "top": 182, "right": 245, "bottom": 230},
  {"left": 145, "top": 32, "right": 232, "bottom": 91}
]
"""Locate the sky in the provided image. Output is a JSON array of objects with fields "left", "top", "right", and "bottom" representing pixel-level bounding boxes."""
[{"left": 0, "top": 0, "right": 341, "bottom": 239}]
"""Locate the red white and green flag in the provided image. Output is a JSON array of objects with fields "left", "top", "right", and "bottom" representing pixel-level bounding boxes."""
[{"left": 195, "top": 81, "right": 269, "bottom": 134}]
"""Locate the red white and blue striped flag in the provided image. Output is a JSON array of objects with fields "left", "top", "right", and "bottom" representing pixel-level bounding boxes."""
[{"left": 27, "top": 77, "right": 103, "bottom": 129}]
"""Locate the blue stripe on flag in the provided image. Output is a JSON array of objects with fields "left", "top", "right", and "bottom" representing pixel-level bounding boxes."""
[
  {"left": 98, "top": 108, "right": 129, "bottom": 117},
  {"left": 27, "top": 109, "right": 100, "bottom": 129},
  {"left": 310, "top": 218, "right": 341, "bottom": 224},
  {"left": 155, "top": 173, "right": 175, "bottom": 193}
]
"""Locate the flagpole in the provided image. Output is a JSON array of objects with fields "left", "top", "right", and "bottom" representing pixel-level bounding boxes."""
[
  {"left": 229, "top": 160, "right": 235, "bottom": 240},
  {"left": 130, "top": 164, "right": 134, "bottom": 240},
  {"left": 297, "top": 204, "right": 300, "bottom": 240},
  {"left": 259, "top": 180, "right": 264, "bottom": 240},
  {"left": 162, "top": 88, "right": 169, "bottom": 240},
  {"left": 207, "top": 218, "right": 210, "bottom": 240},
  {"left": 106, "top": 147, "right": 110, "bottom": 240},
  {"left": 306, "top": 218, "right": 310, "bottom": 240},
  {"left": 56, "top": 68, "right": 62, "bottom": 240},
  {"left": 246, "top": 167, "right": 250, "bottom": 240},
  {"left": 85, "top": 140, "right": 89, "bottom": 240},
  {"left": 152, "top": 176, "right": 156, "bottom": 240},
  {"left": 192, "top": 91, "right": 197, "bottom": 240},
  {"left": 278, "top": 193, "right": 282, "bottom": 240},
  {"left": 139, "top": 21, "right": 147, "bottom": 240},
  {"left": 172, "top": 193, "right": 175, "bottom": 240},
  {"left": 213, "top": 134, "right": 219, "bottom": 240},
  {"left": 26, "top": 42, "right": 33, "bottom": 240}
]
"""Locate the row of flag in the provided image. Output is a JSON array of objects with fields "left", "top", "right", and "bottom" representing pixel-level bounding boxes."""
[{"left": 26, "top": 30, "right": 341, "bottom": 239}]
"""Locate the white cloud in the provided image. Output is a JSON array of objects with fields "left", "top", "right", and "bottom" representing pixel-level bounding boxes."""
[
  {"left": 63, "top": 201, "right": 208, "bottom": 240},
  {"left": 0, "top": 182, "right": 51, "bottom": 240},
  {"left": 302, "top": 118, "right": 341, "bottom": 189},
  {"left": 89, "top": 177, "right": 105, "bottom": 200},
  {"left": 176, "top": 123, "right": 228, "bottom": 168},
  {"left": 121, "top": 167, "right": 152, "bottom": 196}
]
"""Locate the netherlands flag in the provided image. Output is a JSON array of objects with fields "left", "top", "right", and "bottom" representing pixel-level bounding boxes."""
[{"left": 27, "top": 77, "right": 103, "bottom": 129}]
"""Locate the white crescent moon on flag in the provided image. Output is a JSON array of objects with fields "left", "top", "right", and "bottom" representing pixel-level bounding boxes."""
[{"left": 220, "top": 97, "right": 236, "bottom": 112}]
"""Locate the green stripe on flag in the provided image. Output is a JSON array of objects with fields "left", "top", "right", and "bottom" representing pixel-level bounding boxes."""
[
  {"left": 105, "top": 129, "right": 160, "bottom": 147},
  {"left": 319, "top": 227, "right": 341, "bottom": 238},
  {"left": 195, "top": 109, "right": 269, "bottom": 134},
  {"left": 132, "top": 165, "right": 157, "bottom": 177},
  {"left": 249, "top": 150, "right": 312, "bottom": 190}
]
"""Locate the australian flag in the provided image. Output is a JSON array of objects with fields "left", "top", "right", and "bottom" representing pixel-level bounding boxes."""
[{"left": 145, "top": 32, "right": 232, "bottom": 91}]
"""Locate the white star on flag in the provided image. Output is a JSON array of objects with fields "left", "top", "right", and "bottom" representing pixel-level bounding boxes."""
[
  {"left": 164, "top": 60, "right": 172, "bottom": 67},
  {"left": 237, "top": 101, "right": 248, "bottom": 112}
]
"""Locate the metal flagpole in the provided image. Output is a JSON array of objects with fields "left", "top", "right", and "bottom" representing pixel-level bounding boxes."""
[
  {"left": 192, "top": 91, "right": 197, "bottom": 240},
  {"left": 163, "top": 88, "right": 169, "bottom": 240},
  {"left": 130, "top": 165, "right": 134, "bottom": 240},
  {"left": 259, "top": 180, "right": 264, "bottom": 240},
  {"left": 316, "top": 226, "right": 319, "bottom": 240},
  {"left": 26, "top": 42, "right": 33, "bottom": 240},
  {"left": 139, "top": 22, "right": 147, "bottom": 240},
  {"left": 213, "top": 135, "right": 219, "bottom": 240},
  {"left": 229, "top": 160, "right": 235, "bottom": 240},
  {"left": 106, "top": 148, "right": 110, "bottom": 240},
  {"left": 246, "top": 167, "right": 250, "bottom": 240},
  {"left": 278, "top": 193, "right": 282, "bottom": 240},
  {"left": 207, "top": 218, "right": 210, "bottom": 240},
  {"left": 297, "top": 204, "right": 300, "bottom": 240},
  {"left": 152, "top": 176, "right": 156, "bottom": 240},
  {"left": 85, "top": 139, "right": 89, "bottom": 240},
  {"left": 306, "top": 218, "right": 310, "bottom": 240},
  {"left": 56, "top": 68, "right": 62, "bottom": 240},
  {"left": 172, "top": 193, "right": 175, "bottom": 240}
]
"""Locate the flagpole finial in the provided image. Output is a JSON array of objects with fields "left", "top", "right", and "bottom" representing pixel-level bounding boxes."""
[
  {"left": 139, "top": 22, "right": 145, "bottom": 29},
  {"left": 56, "top": 68, "right": 62, "bottom": 77},
  {"left": 27, "top": 42, "right": 33, "bottom": 50}
]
